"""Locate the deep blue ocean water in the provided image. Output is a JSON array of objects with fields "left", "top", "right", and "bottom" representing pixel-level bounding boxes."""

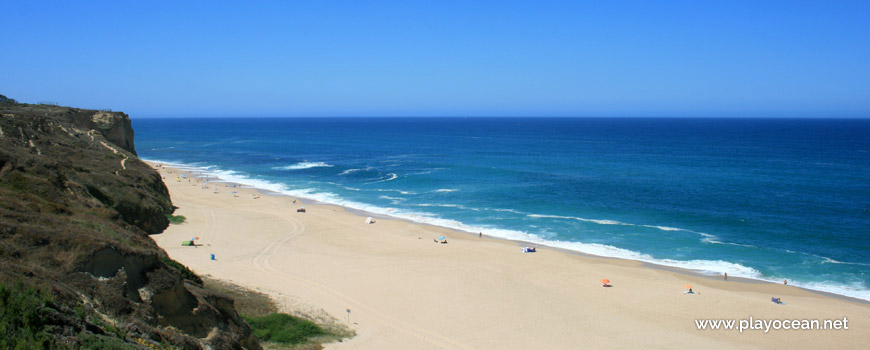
[{"left": 133, "top": 117, "right": 870, "bottom": 300}]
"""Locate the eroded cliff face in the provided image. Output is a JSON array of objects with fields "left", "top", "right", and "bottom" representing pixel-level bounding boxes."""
[
  {"left": 68, "top": 110, "right": 137, "bottom": 155},
  {"left": 1, "top": 105, "right": 137, "bottom": 155},
  {"left": 0, "top": 102, "right": 260, "bottom": 349}
]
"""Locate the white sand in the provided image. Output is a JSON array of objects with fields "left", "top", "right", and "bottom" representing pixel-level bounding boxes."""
[{"left": 151, "top": 164, "right": 869, "bottom": 349}]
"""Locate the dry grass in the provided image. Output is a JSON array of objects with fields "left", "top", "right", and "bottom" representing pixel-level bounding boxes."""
[{"left": 203, "top": 277, "right": 278, "bottom": 317}]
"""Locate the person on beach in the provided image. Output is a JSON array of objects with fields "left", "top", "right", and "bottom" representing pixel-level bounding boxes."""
[
  {"left": 724, "top": 272, "right": 727, "bottom": 280},
  {"left": 479, "top": 232, "right": 482, "bottom": 238},
  {"left": 784, "top": 279, "right": 788, "bottom": 285}
]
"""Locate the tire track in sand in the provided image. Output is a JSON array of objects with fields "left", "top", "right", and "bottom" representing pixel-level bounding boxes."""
[
  {"left": 166, "top": 179, "right": 475, "bottom": 349},
  {"left": 250, "top": 214, "right": 304, "bottom": 271},
  {"left": 248, "top": 214, "right": 476, "bottom": 350}
]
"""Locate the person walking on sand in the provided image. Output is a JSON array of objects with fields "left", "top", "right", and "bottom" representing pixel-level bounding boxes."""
[
  {"left": 724, "top": 272, "right": 727, "bottom": 280},
  {"left": 479, "top": 232, "right": 482, "bottom": 238},
  {"left": 784, "top": 279, "right": 788, "bottom": 285}
]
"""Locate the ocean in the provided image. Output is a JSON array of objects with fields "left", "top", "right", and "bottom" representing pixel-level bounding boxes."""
[{"left": 133, "top": 117, "right": 870, "bottom": 300}]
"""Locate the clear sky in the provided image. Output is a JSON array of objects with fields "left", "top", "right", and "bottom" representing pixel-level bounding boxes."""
[{"left": 2, "top": 1, "right": 868, "bottom": 118}]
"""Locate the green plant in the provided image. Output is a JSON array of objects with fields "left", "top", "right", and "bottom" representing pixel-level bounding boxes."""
[
  {"left": 79, "top": 332, "right": 139, "bottom": 349},
  {"left": 92, "top": 316, "right": 126, "bottom": 341},
  {"left": 243, "top": 313, "right": 326, "bottom": 345},
  {"left": 0, "top": 281, "right": 55, "bottom": 349},
  {"left": 165, "top": 214, "right": 186, "bottom": 224},
  {"left": 160, "top": 257, "right": 203, "bottom": 285},
  {"left": 75, "top": 304, "right": 86, "bottom": 321},
  {"left": 203, "top": 278, "right": 277, "bottom": 318}
]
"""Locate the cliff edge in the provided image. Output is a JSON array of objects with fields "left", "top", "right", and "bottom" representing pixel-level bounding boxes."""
[
  {"left": 3, "top": 103, "right": 137, "bottom": 155},
  {"left": 0, "top": 99, "right": 260, "bottom": 349}
]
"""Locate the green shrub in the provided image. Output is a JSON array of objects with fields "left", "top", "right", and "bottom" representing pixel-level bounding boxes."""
[
  {"left": 74, "top": 304, "right": 86, "bottom": 321},
  {"left": 165, "top": 214, "right": 186, "bottom": 224},
  {"left": 160, "top": 257, "right": 203, "bottom": 285},
  {"left": 91, "top": 316, "right": 126, "bottom": 341},
  {"left": 243, "top": 313, "right": 325, "bottom": 345},
  {"left": 0, "top": 282, "right": 54, "bottom": 349}
]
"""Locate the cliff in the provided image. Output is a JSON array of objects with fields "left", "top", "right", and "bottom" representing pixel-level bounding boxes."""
[
  {"left": 0, "top": 101, "right": 260, "bottom": 349},
  {"left": 3, "top": 103, "right": 137, "bottom": 155}
]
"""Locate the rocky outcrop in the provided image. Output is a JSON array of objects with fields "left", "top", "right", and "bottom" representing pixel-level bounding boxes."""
[
  {"left": 0, "top": 104, "right": 137, "bottom": 155},
  {"left": 0, "top": 101, "right": 260, "bottom": 349},
  {"left": 67, "top": 110, "right": 137, "bottom": 155}
]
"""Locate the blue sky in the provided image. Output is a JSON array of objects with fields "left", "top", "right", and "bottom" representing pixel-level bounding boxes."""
[{"left": 2, "top": 1, "right": 868, "bottom": 117}]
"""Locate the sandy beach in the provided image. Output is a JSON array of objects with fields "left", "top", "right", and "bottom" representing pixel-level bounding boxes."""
[{"left": 150, "top": 164, "right": 868, "bottom": 349}]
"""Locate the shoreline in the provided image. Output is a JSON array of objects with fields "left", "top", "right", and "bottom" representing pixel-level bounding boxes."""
[
  {"left": 150, "top": 159, "right": 868, "bottom": 303},
  {"left": 150, "top": 161, "right": 868, "bottom": 349}
]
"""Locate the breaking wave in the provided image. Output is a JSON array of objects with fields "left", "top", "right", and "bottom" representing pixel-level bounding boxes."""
[
  {"left": 274, "top": 162, "right": 333, "bottom": 170},
  {"left": 367, "top": 173, "right": 398, "bottom": 184}
]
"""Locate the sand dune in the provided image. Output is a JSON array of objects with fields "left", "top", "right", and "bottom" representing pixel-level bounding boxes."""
[{"left": 151, "top": 164, "right": 868, "bottom": 349}]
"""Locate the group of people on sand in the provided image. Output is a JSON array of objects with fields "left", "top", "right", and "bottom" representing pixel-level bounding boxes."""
[{"left": 599, "top": 273, "right": 789, "bottom": 305}]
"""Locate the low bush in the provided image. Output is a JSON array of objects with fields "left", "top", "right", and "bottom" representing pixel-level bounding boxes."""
[
  {"left": 165, "top": 214, "right": 186, "bottom": 224},
  {"left": 243, "top": 313, "right": 325, "bottom": 345},
  {"left": 0, "top": 281, "right": 54, "bottom": 349},
  {"left": 160, "top": 257, "right": 203, "bottom": 285}
]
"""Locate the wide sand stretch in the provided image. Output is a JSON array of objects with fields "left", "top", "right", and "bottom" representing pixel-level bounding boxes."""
[{"left": 151, "top": 164, "right": 868, "bottom": 349}]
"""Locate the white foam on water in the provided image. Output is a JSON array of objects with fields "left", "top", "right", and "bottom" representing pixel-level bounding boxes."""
[
  {"left": 785, "top": 280, "right": 870, "bottom": 301},
  {"left": 338, "top": 168, "right": 368, "bottom": 175},
  {"left": 529, "top": 213, "right": 722, "bottom": 243},
  {"left": 149, "top": 159, "right": 870, "bottom": 301},
  {"left": 528, "top": 214, "right": 631, "bottom": 226},
  {"left": 370, "top": 188, "right": 416, "bottom": 195},
  {"left": 434, "top": 189, "right": 458, "bottom": 193},
  {"left": 379, "top": 195, "right": 405, "bottom": 202},
  {"left": 408, "top": 167, "right": 446, "bottom": 176},
  {"left": 642, "top": 225, "right": 682, "bottom": 231},
  {"left": 274, "top": 162, "right": 333, "bottom": 170},
  {"left": 367, "top": 173, "right": 398, "bottom": 184},
  {"left": 486, "top": 208, "right": 527, "bottom": 215},
  {"left": 703, "top": 239, "right": 757, "bottom": 248},
  {"left": 821, "top": 258, "right": 870, "bottom": 266},
  {"left": 415, "top": 203, "right": 480, "bottom": 211}
]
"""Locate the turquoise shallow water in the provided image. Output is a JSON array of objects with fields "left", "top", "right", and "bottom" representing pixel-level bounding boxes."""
[{"left": 134, "top": 117, "right": 870, "bottom": 300}]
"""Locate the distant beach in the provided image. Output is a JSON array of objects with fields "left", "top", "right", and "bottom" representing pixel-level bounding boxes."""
[{"left": 151, "top": 162, "right": 868, "bottom": 349}]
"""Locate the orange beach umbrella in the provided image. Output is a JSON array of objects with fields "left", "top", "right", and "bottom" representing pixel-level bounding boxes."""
[
  {"left": 600, "top": 279, "right": 610, "bottom": 284},
  {"left": 684, "top": 284, "right": 693, "bottom": 289}
]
